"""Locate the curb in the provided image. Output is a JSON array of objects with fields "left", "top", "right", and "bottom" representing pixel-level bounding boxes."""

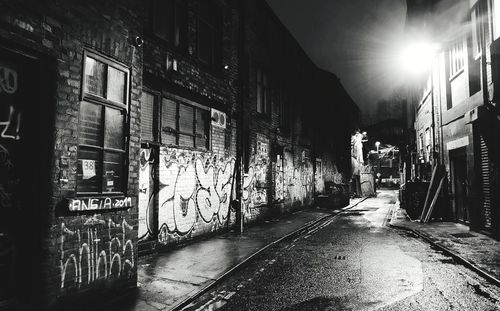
[
  {"left": 389, "top": 222, "right": 500, "bottom": 288},
  {"left": 171, "top": 197, "right": 369, "bottom": 311}
]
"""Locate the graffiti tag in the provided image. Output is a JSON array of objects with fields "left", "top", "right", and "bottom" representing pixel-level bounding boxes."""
[
  {"left": 68, "top": 197, "right": 133, "bottom": 212},
  {"left": 60, "top": 218, "right": 134, "bottom": 289}
]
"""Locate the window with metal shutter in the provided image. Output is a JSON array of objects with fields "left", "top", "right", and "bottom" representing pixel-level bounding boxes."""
[
  {"left": 480, "top": 135, "right": 493, "bottom": 230},
  {"left": 161, "top": 98, "right": 177, "bottom": 145},
  {"left": 140, "top": 91, "right": 155, "bottom": 142}
]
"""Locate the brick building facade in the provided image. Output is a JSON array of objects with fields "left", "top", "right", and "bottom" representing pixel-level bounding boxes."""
[
  {"left": 407, "top": 0, "right": 500, "bottom": 239},
  {"left": 0, "top": 0, "right": 359, "bottom": 309}
]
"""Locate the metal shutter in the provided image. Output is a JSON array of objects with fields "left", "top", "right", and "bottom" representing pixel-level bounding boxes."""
[{"left": 480, "top": 135, "right": 493, "bottom": 230}]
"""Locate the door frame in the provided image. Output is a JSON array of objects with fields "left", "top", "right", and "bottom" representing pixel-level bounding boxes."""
[{"left": 449, "top": 147, "right": 469, "bottom": 224}]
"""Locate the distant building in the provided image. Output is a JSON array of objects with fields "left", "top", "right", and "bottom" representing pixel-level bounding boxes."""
[{"left": 405, "top": 0, "right": 500, "bottom": 239}]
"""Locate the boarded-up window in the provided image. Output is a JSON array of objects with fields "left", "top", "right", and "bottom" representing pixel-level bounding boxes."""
[
  {"left": 140, "top": 91, "right": 155, "bottom": 142},
  {"left": 161, "top": 98, "right": 177, "bottom": 145},
  {"left": 160, "top": 97, "right": 209, "bottom": 149}
]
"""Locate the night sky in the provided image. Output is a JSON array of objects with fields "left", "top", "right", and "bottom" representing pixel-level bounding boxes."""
[{"left": 266, "top": 0, "right": 407, "bottom": 125}]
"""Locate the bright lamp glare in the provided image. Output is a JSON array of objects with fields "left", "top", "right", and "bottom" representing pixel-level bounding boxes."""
[{"left": 398, "top": 42, "right": 438, "bottom": 75}]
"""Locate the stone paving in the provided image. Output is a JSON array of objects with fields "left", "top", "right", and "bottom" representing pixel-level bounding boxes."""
[{"left": 390, "top": 204, "right": 500, "bottom": 285}]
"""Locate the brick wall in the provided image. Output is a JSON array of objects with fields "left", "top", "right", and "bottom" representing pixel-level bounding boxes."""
[
  {"left": 139, "top": 0, "right": 240, "bottom": 249},
  {"left": 241, "top": 0, "right": 317, "bottom": 220},
  {"left": 0, "top": 0, "right": 142, "bottom": 308}
]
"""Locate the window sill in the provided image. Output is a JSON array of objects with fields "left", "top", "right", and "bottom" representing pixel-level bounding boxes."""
[{"left": 449, "top": 68, "right": 464, "bottom": 83}]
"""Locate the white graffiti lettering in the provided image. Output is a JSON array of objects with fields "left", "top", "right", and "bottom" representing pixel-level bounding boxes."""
[
  {"left": 0, "top": 105, "right": 22, "bottom": 141},
  {"left": 152, "top": 148, "right": 235, "bottom": 243},
  {"left": 0, "top": 66, "right": 18, "bottom": 94},
  {"left": 68, "top": 197, "right": 133, "bottom": 212},
  {"left": 59, "top": 218, "right": 134, "bottom": 289}
]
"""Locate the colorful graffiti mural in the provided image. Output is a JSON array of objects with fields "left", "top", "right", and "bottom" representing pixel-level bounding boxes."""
[{"left": 59, "top": 217, "right": 134, "bottom": 289}]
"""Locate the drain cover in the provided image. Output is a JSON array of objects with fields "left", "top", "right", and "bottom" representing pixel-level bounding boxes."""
[
  {"left": 334, "top": 255, "right": 346, "bottom": 260},
  {"left": 450, "top": 232, "right": 476, "bottom": 238}
]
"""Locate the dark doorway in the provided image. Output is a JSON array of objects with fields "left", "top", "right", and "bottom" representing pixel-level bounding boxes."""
[
  {"left": 0, "top": 45, "right": 54, "bottom": 307},
  {"left": 450, "top": 148, "right": 469, "bottom": 224}
]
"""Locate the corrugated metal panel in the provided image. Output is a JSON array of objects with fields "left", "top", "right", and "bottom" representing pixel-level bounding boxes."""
[{"left": 480, "top": 136, "right": 493, "bottom": 230}]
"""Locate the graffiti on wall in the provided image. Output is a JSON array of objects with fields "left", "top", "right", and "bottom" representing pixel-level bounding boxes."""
[
  {"left": 315, "top": 157, "right": 346, "bottom": 195},
  {"left": 0, "top": 65, "right": 21, "bottom": 141},
  {"left": 242, "top": 165, "right": 267, "bottom": 211},
  {"left": 59, "top": 217, "right": 134, "bottom": 289},
  {"left": 274, "top": 154, "right": 284, "bottom": 201},
  {"left": 68, "top": 197, "right": 132, "bottom": 212},
  {"left": 0, "top": 64, "right": 20, "bottom": 211},
  {"left": 157, "top": 148, "right": 235, "bottom": 243},
  {"left": 315, "top": 158, "right": 324, "bottom": 193},
  {"left": 283, "top": 150, "right": 313, "bottom": 204},
  {"left": 241, "top": 135, "right": 269, "bottom": 216},
  {"left": 138, "top": 149, "right": 154, "bottom": 241}
]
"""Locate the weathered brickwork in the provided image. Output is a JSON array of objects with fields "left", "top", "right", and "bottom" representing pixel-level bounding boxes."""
[
  {"left": 138, "top": 0, "right": 240, "bottom": 250},
  {"left": 0, "top": 0, "right": 142, "bottom": 309},
  {"left": 240, "top": 0, "right": 317, "bottom": 221},
  {"left": 0, "top": 0, "right": 359, "bottom": 308}
]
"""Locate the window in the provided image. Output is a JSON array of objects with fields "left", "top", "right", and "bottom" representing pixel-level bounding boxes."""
[
  {"left": 140, "top": 91, "right": 156, "bottom": 143},
  {"left": 280, "top": 87, "right": 291, "bottom": 129},
  {"left": 424, "top": 128, "right": 432, "bottom": 162},
  {"left": 472, "top": 0, "right": 492, "bottom": 59},
  {"left": 256, "top": 69, "right": 271, "bottom": 114},
  {"left": 419, "top": 133, "right": 424, "bottom": 160},
  {"left": 195, "top": 0, "right": 222, "bottom": 67},
  {"left": 161, "top": 97, "right": 210, "bottom": 149},
  {"left": 152, "top": 0, "right": 188, "bottom": 50},
  {"left": 449, "top": 39, "right": 465, "bottom": 78},
  {"left": 77, "top": 51, "right": 129, "bottom": 194}
]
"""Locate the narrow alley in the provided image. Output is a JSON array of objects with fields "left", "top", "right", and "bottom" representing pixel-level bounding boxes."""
[
  {"left": 181, "top": 190, "right": 500, "bottom": 311},
  {"left": 3, "top": 1, "right": 500, "bottom": 310}
]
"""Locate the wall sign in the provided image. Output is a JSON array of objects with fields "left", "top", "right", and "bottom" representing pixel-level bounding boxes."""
[{"left": 68, "top": 196, "right": 133, "bottom": 212}]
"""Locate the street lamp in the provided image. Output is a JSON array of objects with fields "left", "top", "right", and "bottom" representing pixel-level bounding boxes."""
[
  {"left": 375, "top": 141, "right": 380, "bottom": 153},
  {"left": 397, "top": 41, "right": 440, "bottom": 76}
]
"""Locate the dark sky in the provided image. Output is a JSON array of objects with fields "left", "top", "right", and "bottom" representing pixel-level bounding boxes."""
[{"left": 266, "top": 0, "right": 407, "bottom": 125}]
